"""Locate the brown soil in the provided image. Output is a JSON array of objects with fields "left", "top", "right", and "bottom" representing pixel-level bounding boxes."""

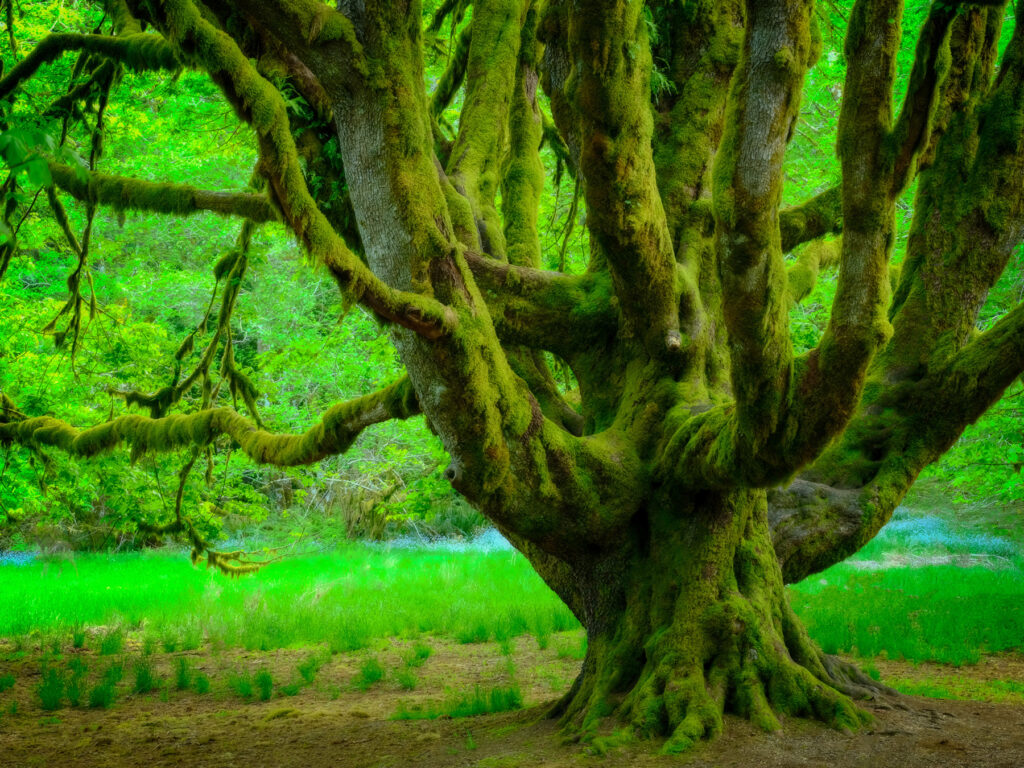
[{"left": 1, "top": 635, "right": 1022, "bottom": 768}]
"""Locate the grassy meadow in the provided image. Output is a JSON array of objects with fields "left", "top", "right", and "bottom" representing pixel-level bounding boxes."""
[{"left": 0, "top": 501, "right": 1022, "bottom": 724}]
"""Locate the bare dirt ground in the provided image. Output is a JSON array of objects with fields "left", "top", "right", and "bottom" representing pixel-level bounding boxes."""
[{"left": 1, "top": 636, "right": 1022, "bottom": 768}]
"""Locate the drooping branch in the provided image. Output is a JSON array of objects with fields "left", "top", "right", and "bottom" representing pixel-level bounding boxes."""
[
  {"left": 0, "top": 32, "right": 179, "bottom": 102},
  {"left": 0, "top": 377, "right": 420, "bottom": 468},
  {"left": 48, "top": 163, "right": 281, "bottom": 223}
]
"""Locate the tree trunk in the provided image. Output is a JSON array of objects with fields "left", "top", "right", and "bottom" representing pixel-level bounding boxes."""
[{"left": 533, "top": 489, "right": 871, "bottom": 752}]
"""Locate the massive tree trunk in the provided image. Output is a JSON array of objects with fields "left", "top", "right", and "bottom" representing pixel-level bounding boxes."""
[{"left": 515, "top": 489, "right": 869, "bottom": 750}]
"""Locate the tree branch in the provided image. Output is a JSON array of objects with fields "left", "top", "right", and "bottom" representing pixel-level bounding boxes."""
[
  {"left": 779, "top": 186, "right": 842, "bottom": 252},
  {"left": 464, "top": 251, "right": 616, "bottom": 357},
  {"left": 0, "top": 378, "right": 419, "bottom": 467},
  {"left": 146, "top": 0, "right": 453, "bottom": 341},
  {"left": 0, "top": 33, "right": 179, "bottom": 102},
  {"left": 48, "top": 163, "right": 280, "bottom": 222}
]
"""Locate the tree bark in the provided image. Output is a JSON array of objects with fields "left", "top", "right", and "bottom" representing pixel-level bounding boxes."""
[{"left": 523, "top": 489, "right": 870, "bottom": 750}]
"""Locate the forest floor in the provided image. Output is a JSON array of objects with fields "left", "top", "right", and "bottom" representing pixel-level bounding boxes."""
[{"left": 1, "top": 635, "right": 1023, "bottom": 768}]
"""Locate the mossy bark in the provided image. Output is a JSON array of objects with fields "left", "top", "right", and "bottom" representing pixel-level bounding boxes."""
[{"left": 525, "top": 489, "right": 868, "bottom": 751}]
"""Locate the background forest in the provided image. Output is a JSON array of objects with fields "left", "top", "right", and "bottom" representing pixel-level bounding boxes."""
[{"left": 2, "top": 0, "right": 1022, "bottom": 554}]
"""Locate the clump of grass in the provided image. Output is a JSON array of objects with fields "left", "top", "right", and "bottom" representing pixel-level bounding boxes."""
[
  {"left": 71, "top": 628, "right": 86, "bottom": 650},
  {"left": 255, "top": 669, "right": 274, "bottom": 701},
  {"left": 279, "top": 683, "right": 301, "bottom": 696},
  {"left": 193, "top": 673, "right": 211, "bottom": 695},
  {"left": 394, "top": 668, "right": 417, "bottom": 691},
  {"left": 133, "top": 660, "right": 159, "bottom": 694},
  {"left": 98, "top": 629, "right": 124, "bottom": 656},
  {"left": 141, "top": 635, "right": 158, "bottom": 656},
  {"left": 228, "top": 672, "right": 254, "bottom": 701},
  {"left": 556, "top": 633, "right": 587, "bottom": 661},
  {"left": 102, "top": 661, "right": 124, "bottom": 687},
  {"left": 0, "top": 673, "right": 15, "bottom": 693},
  {"left": 66, "top": 659, "right": 88, "bottom": 707},
  {"left": 392, "top": 684, "right": 523, "bottom": 720},
  {"left": 297, "top": 653, "right": 326, "bottom": 684},
  {"left": 403, "top": 643, "right": 432, "bottom": 668},
  {"left": 174, "top": 658, "right": 192, "bottom": 691},
  {"left": 36, "top": 666, "right": 64, "bottom": 711},
  {"left": 352, "top": 657, "right": 384, "bottom": 691},
  {"left": 161, "top": 634, "right": 178, "bottom": 653},
  {"left": 88, "top": 683, "right": 115, "bottom": 709}
]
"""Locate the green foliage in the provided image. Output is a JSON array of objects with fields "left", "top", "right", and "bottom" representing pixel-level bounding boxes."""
[
  {"left": 193, "top": 673, "right": 210, "bottom": 695},
  {"left": 87, "top": 681, "right": 115, "bottom": 709},
  {"left": 0, "top": 673, "right": 14, "bottom": 692},
  {"left": 394, "top": 668, "right": 418, "bottom": 691},
  {"left": 296, "top": 653, "right": 324, "bottom": 684},
  {"left": 403, "top": 643, "right": 433, "bottom": 668},
  {"left": 227, "top": 671, "right": 254, "bottom": 701}
]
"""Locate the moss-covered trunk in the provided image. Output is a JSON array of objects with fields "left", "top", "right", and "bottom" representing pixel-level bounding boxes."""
[{"left": 531, "top": 489, "right": 868, "bottom": 751}]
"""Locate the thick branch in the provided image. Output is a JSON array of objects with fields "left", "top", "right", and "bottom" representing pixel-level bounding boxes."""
[
  {"left": 465, "top": 251, "right": 616, "bottom": 356},
  {"left": 712, "top": 0, "right": 813, "bottom": 455},
  {"left": 48, "top": 163, "right": 280, "bottom": 222},
  {"left": 779, "top": 186, "right": 842, "bottom": 252},
  {"left": 0, "top": 33, "right": 178, "bottom": 101},
  {"left": 0, "top": 378, "right": 419, "bottom": 467},
  {"left": 567, "top": 0, "right": 680, "bottom": 357}
]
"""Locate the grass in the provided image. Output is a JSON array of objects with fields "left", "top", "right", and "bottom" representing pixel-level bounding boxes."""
[
  {"left": 255, "top": 669, "right": 274, "bottom": 701},
  {"left": 36, "top": 666, "right": 64, "bottom": 711},
  {"left": 175, "top": 658, "right": 192, "bottom": 691},
  {"left": 0, "top": 548, "right": 577, "bottom": 654},
  {"left": 790, "top": 563, "right": 1024, "bottom": 664},
  {"left": 0, "top": 521, "right": 1021, "bottom": 673},
  {"left": 228, "top": 672, "right": 255, "bottom": 701},
  {"left": 133, "top": 659, "right": 159, "bottom": 694},
  {"left": 886, "top": 676, "right": 1024, "bottom": 703},
  {"left": 392, "top": 684, "right": 523, "bottom": 720},
  {"left": 353, "top": 657, "right": 384, "bottom": 691},
  {"left": 0, "top": 673, "right": 14, "bottom": 693}
]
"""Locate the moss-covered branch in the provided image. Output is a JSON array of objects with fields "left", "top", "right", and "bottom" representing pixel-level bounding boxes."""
[
  {"left": 150, "top": 0, "right": 453, "bottom": 340},
  {"left": 0, "top": 377, "right": 419, "bottom": 467},
  {"left": 445, "top": 0, "right": 530, "bottom": 259},
  {"left": 464, "top": 251, "right": 616, "bottom": 357},
  {"left": 48, "top": 163, "right": 280, "bottom": 223},
  {"left": 565, "top": 0, "right": 680, "bottom": 358},
  {"left": 778, "top": 186, "right": 842, "bottom": 253},
  {"left": 786, "top": 237, "right": 841, "bottom": 302},
  {"left": 0, "top": 32, "right": 179, "bottom": 102},
  {"left": 711, "top": 0, "right": 813, "bottom": 458}
]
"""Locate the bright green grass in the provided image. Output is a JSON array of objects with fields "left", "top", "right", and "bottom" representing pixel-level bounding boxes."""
[
  {"left": 1, "top": 543, "right": 1022, "bottom": 667},
  {"left": 788, "top": 559, "right": 1024, "bottom": 665},
  {"left": 392, "top": 684, "right": 523, "bottom": 720},
  {"left": 0, "top": 547, "right": 577, "bottom": 652}
]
